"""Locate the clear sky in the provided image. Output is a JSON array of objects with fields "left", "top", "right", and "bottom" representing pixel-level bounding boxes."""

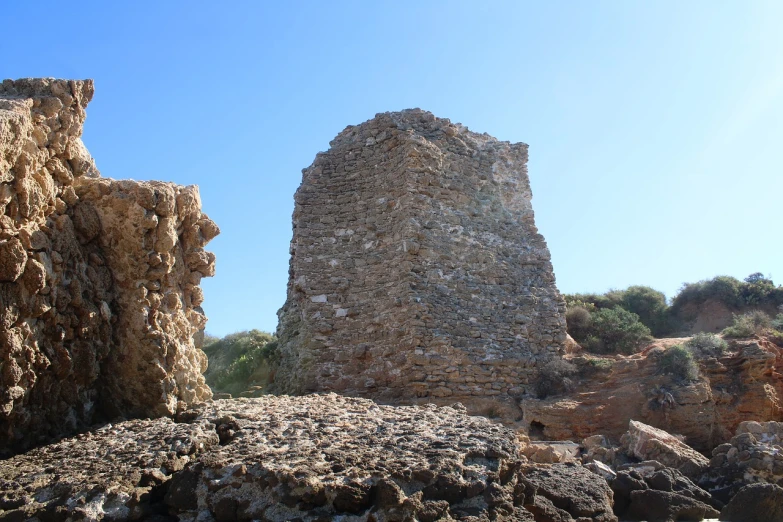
[{"left": 5, "top": 1, "right": 782, "bottom": 336}]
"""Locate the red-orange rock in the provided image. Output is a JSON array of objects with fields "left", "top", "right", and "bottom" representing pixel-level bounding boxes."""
[{"left": 522, "top": 338, "right": 783, "bottom": 452}]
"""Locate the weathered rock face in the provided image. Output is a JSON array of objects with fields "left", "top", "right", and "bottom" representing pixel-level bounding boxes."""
[
  {"left": 276, "top": 109, "right": 567, "bottom": 418},
  {"left": 620, "top": 420, "right": 710, "bottom": 480},
  {"left": 703, "top": 420, "right": 783, "bottom": 502},
  {"left": 522, "top": 337, "right": 783, "bottom": 452},
  {"left": 0, "top": 78, "right": 217, "bottom": 453},
  {"left": 0, "top": 394, "right": 618, "bottom": 521},
  {"left": 720, "top": 483, "right": 783, "bottom": 522}
]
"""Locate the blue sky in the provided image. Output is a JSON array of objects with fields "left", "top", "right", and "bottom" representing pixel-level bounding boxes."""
[{"left": 5, "top": 1, "right": 782, "bottom": 336}]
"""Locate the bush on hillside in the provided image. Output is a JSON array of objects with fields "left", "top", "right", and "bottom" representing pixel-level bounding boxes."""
[
  {"left": 658, "top": 345, "right": 699, "bottom": 381},
  {"left": 565, "top": 304, "right": 593, "bottom": 340},
  {"left": 721, "top": 310, "right": 771, "bottom": 338},
  {"left": 573, "top": 306, "right": 653, "bottom": 355},
  {"left": 535, "top": 358, "right": 577, "bottom": 399},
  {"left": 566, "top": 286, "right": 674, "bottom": 336},
  {"left": 619, "top": 285, "right": 671, "bottom": 336},
  {"left": 684, "top": 332, "right": 727, "bottom": 357},
  {"left": 772, "top": 306, "right": 783, "bottom": 331},
  {"left": 564, "top": 292, "right": 621, "bottom": 311},
  {"left": 203, "top": 330, "right": 279, "bottom": 395},
  {"left": 671, "top": 276, "right": 744, "bottom": 311},
  {"left": 671, "top": 274, "right": 783, "bottom": 316}
]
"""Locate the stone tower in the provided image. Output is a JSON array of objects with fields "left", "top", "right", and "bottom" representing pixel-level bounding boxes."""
[{"left": 275, "top": 109, "right": 566, "bottom": 418}]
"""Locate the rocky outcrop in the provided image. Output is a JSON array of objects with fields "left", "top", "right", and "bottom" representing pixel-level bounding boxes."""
[
  {"left": 522, "top": 337, "right": 783, "bottom": 452},
  {"left": 609, "top": 463, "right": 721, "bottom": 521},
  {"left": 620, "top": 420, "right": 710, "bottom": 480},
  {"left": 702, "top": 420, "right": 783, "bottom": 502},
  {"left": 0, "top": 78, "right": 217, "bottom": 453},
  {"left": 0, "top": 394, "right": 619, "bottom": 521},
  {"left": 276, "top": 109, "right": 567, "bottom": 420},
  {"left": 519, "top": 462, "right": 617, "bottom": 522},
  {"left": 720, "top": 483, "right": 783, "bottom": 522}
]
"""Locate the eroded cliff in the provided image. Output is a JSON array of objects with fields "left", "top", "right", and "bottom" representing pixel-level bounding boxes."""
[
  {"left": 522, "top": 337, "right": 783, "bottom": 452},
  {"left": 0, "top": 78, "right": 217, "bottom": 453}
]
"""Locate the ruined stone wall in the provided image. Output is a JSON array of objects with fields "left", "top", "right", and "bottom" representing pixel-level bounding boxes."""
[
  {"left": 276, "top": 109, "right": 566, "bottom": 418},
  {"left": 0, "top": 78, "right": 218, "bottom": 453}
]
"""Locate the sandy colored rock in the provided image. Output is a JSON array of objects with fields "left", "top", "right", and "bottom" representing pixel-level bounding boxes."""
[
  {"left": 521, "top": 337, "right": 783, "bottom": 452},
  {"left": 276, "top": 109, "right": 567, "bottom": 420},
  {"left": 0, "top": 238, "right": 26, "bottom": 281},
  {"left": 620, "top": 420, "right": 710, "bottom": 480},
  {"left": 0, "top": 78, "right": 218, "bottom": 453}
]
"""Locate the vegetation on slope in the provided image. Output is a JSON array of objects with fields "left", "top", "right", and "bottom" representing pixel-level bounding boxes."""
[
  {"left": 564, "top": 273, "right": 783, "bottom": 354},
  {"left": 202, "top": 330, "right": 279, "bottom": 396}
]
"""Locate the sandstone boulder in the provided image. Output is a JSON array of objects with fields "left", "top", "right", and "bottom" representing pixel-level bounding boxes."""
[
  {"left": 624, "top": 490, "right": 719, "bottom": 522},
  {"left": 519, "top": 462, "right": 617, "bottom": 522},
  {"left": 620, "top": 420, "right": 710, "bottom": 480},
  {"left": 720, "top": 483, "right": 783, "bottom": 522}
]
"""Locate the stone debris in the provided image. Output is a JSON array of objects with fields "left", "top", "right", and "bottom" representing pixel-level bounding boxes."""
[
  {"left": 702, "top": 420, "right": 783, "bottom": 503},
  {"left": 521, "top": 439, "right": 581, "bottom": 464},
  {"left": 0, "top": 78, "right": 217, "bottom": 453},
  {"left": 0, "top": 394, "right": 620, "bottom": 521},
  {"left": 519, "top": 462, "right": 617, "bottom": 522},
  {"left": 275, "top": 109, "right": 567, "bottom": 420},
  {"left": 620, "top": 420, "right": 710, "bottom": 480},
  {"left": 610, "top": 466, "right": 721, "bottom": 521}
]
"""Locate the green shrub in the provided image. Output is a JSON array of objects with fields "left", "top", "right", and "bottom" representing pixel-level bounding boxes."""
[
  {"left": 741, "top": 273, "right": 776, "bottom": 306},
  {"left": 771, "top": 306, "right": 783, "bottom": 330},
  {"left": 203, "top": 330, "right": 279, "bottom": 395},
  {"left": 535, "top": 358, "right": 577, "bottom": 399},
  {"left": 576, "top": 356, "right": 614, "bottom": 378},
  {"left": 658, "top": 345, "right": 699, "bottom": 381},
  {"left": 671, "top": 276, "right": 744, "bottom": 311},
  {"left": 586, "top": 358, "right": 614, "bottom": 371},
  {"left": 684, "top": 332, "right": 728, "bottom": 356},
  {"left": 580, "top": 335, "right": 604, "bottom": 353},
  {"left": 564, "top": 292, "right": 621, "bottom": 311},
  {"left": 565, "top": 304, "right": 593, "bottom": 340},
  {"left": 671, "top": 273, "right": 783, "bottom": 314},
  {"left": 619, "top": 286, "right": 671, "bottom": 336},
  {"left": 722, "top": 310, "right": 771, "bottom": 338},
  {"left": 585, "top": 306, "right": 653, "bottom": 354},
  {"left": 566, "top": 286, "right": 674, "bottom": 337}
]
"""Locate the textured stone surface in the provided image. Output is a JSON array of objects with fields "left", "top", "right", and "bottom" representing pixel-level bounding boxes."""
[
  {"left": 624, "top": 489, "right": 719, "bottom": 522},
  {"left": 702, "top": 420, "right": 783, "bottom": 502},
  {"left": 0, "top": 394, "right": 619, "bottom": 521},
  {"left": 521, "top": 337, "right": 783, "bottom": 452},
  {"left": 0, "top": 78, "right": 217, "bottom": 453},
  {"left": 610, "top": 466, "right": 721, "bottom": 521},
  {"left": 519, "top": 462, "right": 617, "bottom": 522},
  {"left": 620, "top": 421, "right": 710, "bottom": 480},
  {"left": 276, "top": 109, "right": 567, "bottom": 419},
  {"left": 720, "top": 483, "right": 783, "bottom": 522}
]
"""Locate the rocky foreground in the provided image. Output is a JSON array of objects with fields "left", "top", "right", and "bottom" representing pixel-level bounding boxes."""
[
  {"left": 3, "top": 395, "right": 782, "bottom": 522},
  {"left": 0, "top": 394, "right": 619, "bottom": 522}
]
